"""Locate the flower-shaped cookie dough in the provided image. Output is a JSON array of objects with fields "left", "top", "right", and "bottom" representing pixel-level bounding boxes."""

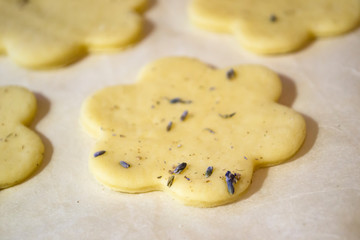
[
  {"left": 0, "top": 86, "right": 44, "bottom": 189},
  {"left": 189, "top": 0, "right": 360, "bottom": 54},
  {"left": 81, "top": 57, "right": 306, "bottom": 207},
  {"left": 0, "top": 0, "right": 147, "bottom": 69}
]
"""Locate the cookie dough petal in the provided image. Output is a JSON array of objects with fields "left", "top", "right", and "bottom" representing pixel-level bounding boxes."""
[
  {"left": 3, "top": 32, "right": 85, "bottom": 69},
  {"left": 90, "top": 137, "right": 162, "bottom": 192},
  {"left": 239, "top": 102, "right": 306, "bottom": 167},
  {"left": 138, "top": 57, "right": 282, "bottom": 101},
  {"left": 305, "top": 0, "right": 360, "bottom": 36},
  {"left": 0, "top": 86, "right": 37, "bottom": 125},
  {"left": 84, "top": 12, "right": 143, "bottom": 50},
  {"left": 137, "top": 57, "right": 213, "bottom": 84},
  {"left": 0, "top": 124, "right": 44, "bottom": 189},
  {"left": 166, "top": 168, "right": 255, "bottom": 207},
  {"left": 233, "top": 20, "right": 311, "bottom": 54},
  {"left": 189, "top": 0, "right": 240, "bottom": 33},
  {"left": 80, "top": 85, "right": 142, "bottom": 138},
  {"left": 218, "top": 65, "right": 282, "bottom": 101},
  {"left": 168, "top": 169, "right": 253, "bottom": 207}
]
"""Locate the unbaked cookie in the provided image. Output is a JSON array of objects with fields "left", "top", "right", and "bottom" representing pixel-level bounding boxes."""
[
  {"left": 81, "top": 57, "right": 306, "bottom": 207},
  {"left": 0, "top": 86, "right": 44, "bottom": 189},
  {"left": 0, "top": 0, "right": 147, "bottom": 68},
  {"left": 189, "top": 0, "right": 360, "bottom": 54}
]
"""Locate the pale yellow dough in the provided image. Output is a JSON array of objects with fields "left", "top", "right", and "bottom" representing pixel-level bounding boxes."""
[
  {"left": 81, "top": 57, "right": 306, "bottom": 207},
  {"left": 189, "top": 0, "right": 360, "bottom": 54},
  {"left": 0, "top": 86, "right": 44, "bottom": 189},
  {"left": 0, "top": 0, "right": 147, "bottom": 69}
]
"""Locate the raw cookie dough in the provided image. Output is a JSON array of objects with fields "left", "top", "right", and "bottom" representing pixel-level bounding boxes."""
[
  {"left": 0, "top": 86, "right": 44, "bottom": 189},
  {"left": 0, "top": 0, "right": 147, "bottom": 69},
  {"left": 81, "top": 57, "right": 306, "bottom": 207},
  {"left": 189, "top": 0, "right": 360, "bottom": 54}
]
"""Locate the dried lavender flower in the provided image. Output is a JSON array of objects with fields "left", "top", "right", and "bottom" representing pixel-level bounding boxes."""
[{"left": 173, "top": 162, "right": 187, "bottom": 174}]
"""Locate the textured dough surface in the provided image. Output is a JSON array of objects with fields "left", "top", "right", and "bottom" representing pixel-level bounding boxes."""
[
  {"left": 189, "top": 0, "right": 360, "bottom": 54},
  {"left": 81, "top": 57, "right": 306, "bottom": 207},
  {"left": 0, "top": 86, "right": 44, "bottom": 189},
  {"left": 0, "top": 0, "right": 147, "bottom": 69}
]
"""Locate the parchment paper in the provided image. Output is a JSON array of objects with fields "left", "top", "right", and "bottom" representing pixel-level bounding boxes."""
[{"left": 1, "top": 0, "right": 360, "bottom": 239}]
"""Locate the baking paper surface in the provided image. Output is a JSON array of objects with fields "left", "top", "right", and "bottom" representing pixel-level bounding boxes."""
[{"left": 1, "top": 0, "right": 359, "bottom": 239}]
